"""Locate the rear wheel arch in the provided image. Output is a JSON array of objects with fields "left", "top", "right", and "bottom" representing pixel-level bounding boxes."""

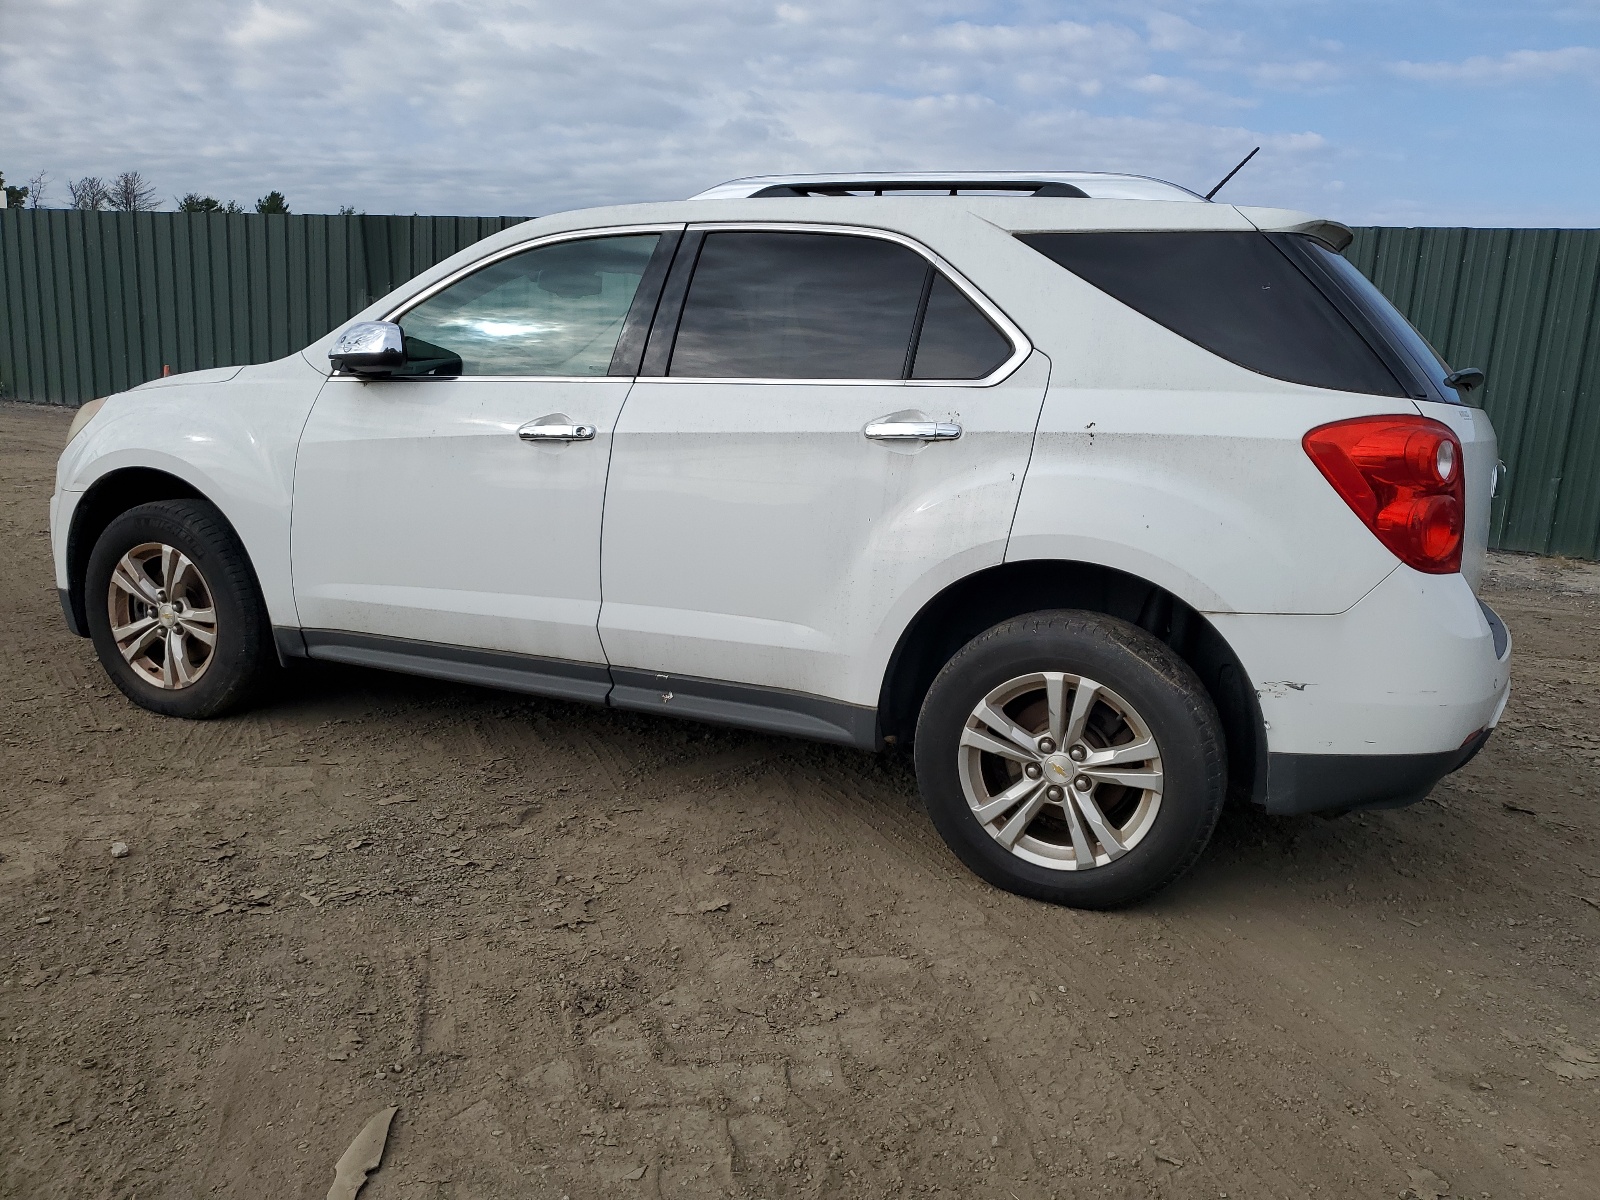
[
  {"left": 877, "top": 558, "right": 1266, "bottom": 804},
  {"left": 66, "top": 468, "right": 209, "bottom": 636}
]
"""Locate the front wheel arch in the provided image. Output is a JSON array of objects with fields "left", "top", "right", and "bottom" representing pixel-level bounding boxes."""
[{"left": 65, "top": 468, "right": 207, "bottom": 636}]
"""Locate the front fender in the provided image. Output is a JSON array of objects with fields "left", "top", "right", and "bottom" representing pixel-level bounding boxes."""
[{"left": 55, "top": 355, "right": 326, "bottom": 627}]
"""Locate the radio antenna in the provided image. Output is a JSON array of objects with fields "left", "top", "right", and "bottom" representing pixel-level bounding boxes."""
[{"left": 1204, "top": 146, "right": 1260, "bottom": 201}]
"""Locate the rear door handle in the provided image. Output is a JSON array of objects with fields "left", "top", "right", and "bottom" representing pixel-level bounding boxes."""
[
  {"left": 518, "top": 420, "right": 596, "bottom": 442},
  {"left": 863, "top": 420, "right": 962, "bottom": 442}
]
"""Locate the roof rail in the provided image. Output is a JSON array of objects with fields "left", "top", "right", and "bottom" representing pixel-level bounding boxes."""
[
  {"left": 750, "top": 179, "right": 1090, "bottom": 198},
  {"left": 690, "top": 172, "right": 1206, "bottom": 202}
]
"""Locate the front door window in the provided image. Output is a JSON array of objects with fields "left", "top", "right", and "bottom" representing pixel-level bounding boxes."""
[{"left": 394, "top": 233, "right": 661, "bottom": 377}]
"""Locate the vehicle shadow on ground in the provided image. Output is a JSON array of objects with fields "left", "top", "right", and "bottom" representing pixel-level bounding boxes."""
[{"left": 258, "top": 657, "right": 1413, "bottom": 914}]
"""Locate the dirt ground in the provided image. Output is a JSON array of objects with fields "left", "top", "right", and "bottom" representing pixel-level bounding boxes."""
[{"left": 2, "top": 400, "right": 1597, "bottom": 1200}]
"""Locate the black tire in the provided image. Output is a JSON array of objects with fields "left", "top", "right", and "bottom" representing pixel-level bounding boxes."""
[
  {"left": 84, "top": 499, "right": 275, "bottom": 718},
  {"left": 914, "top": 610, "right": 1225, "bottom": 909}
]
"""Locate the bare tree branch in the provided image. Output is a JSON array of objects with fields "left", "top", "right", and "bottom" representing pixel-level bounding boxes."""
[
  {"left": 26, "top": 172, "right": 49, "bottom": 208},
  {"left": 109, "top": 171, "right": 161, "bottom": 211},
  {"left": 67, "top": 176, "right": 111, "bottom": 210}
]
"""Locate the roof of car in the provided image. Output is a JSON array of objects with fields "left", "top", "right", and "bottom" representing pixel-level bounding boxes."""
[{"left": 690, "top": 172, "right": 1207, "bottom": 202}]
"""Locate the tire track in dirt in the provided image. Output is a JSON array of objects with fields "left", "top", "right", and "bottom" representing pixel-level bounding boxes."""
[{"left": 3, "top": 402, "right": 1596, "bottom": 1199}]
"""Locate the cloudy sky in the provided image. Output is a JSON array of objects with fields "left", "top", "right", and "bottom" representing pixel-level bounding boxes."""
[{"left": 2, "top": 0, "right": 1597, "bottom": 225}]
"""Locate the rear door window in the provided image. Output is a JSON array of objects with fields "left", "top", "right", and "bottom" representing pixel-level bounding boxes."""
[
  {"left": 667, "top": 230, "right": 1014, "bottom": 380},
  {"left": 670, "top": 231, "right": 925, "bottom": 378},
  {"left": 1017, "top": 231, "right": 1409, "bottom": 397},
  {"left": 910, "top": 274, "right": 1014, "bottom": 380}
]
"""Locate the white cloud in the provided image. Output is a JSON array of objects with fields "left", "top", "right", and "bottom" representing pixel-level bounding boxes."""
[
  {"left": 926, "top": 20, "right": 1096, "bottom": 52},
  {"left": 1390, "top": 45, "right": 1600, "bottom": 83},
  {"left": 1144, "top": 12, "right": 1245, "bottom": 59},
  {"left": 226, "top": 3, "right": 314, "bottom": 48},
  {"left": 0, "top": 0, "right": 1352, "bottom": 219},
  {"left": 1251, "top": 59, "right": 1344, "bottom": 88}
]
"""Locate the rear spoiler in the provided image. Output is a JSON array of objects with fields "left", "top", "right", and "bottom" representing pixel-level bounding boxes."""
[{"left": 1280, "top": 218, "right": 1353, "bottom": 253}]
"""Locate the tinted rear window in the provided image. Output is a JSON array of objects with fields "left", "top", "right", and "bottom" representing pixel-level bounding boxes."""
[
  {"left": 667, "top": 230, "right": 1015, "bottom": 380},
  {"left": 1018, "top": 231, "right": 1407, "bottom": 397},
  {"left": 670, "top": 231, "right": 926, "bottom": 378},
  {"left": 1291, "top": 239, "right": 1459, "bottom": 402}
]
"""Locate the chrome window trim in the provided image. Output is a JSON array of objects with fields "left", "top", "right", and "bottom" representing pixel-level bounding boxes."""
[
  {"left": 324, "top": 374, "right": 633, "bottom": 385},
  {"left": 382, "top": 223, "right": 684, "bottom": 323},
  {"left": 666, "top": 221, "right": 1033, "bottom": 388}
]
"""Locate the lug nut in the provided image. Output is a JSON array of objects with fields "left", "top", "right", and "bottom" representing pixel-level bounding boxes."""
[
  {"left": 1024, "top": 764, "right": 1042, "bottom": 779},
  {"left": 1036, "top": 737, "right": 1056, "bottom": 754},
  {"left": 1046, "top": 785, "right": 1065, "bottom": 802},
  {"left": 1074, "top": 776, "right": 1093, "bottom": 791},
  {"left": 1068, "top": 744, "right": 1087, "bottom": 762}
]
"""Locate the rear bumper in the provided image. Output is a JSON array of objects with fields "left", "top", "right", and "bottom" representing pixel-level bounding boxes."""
[
  {"left": 1207, "top": 568, "right": 1511, "bottom": 814},
  {"left": 1263, "top": 729, "right": 1492, "bottom": 816},
  {"left": 1209, "top": 567, "right": 1511, "bottom": 758}
]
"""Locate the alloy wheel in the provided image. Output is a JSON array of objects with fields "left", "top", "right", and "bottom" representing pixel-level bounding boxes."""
[
  {"left": 106, "top": 542, "right": 219, "bottom": 690},
  {"left": 957, "top": 671, "right": 1164, "bottom": 870}
]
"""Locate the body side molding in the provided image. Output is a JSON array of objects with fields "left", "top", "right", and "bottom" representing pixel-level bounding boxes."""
[
  {"left": 275, "top": 628, "right": 879, "bottom": 748},
  {"left": 295, "top": 629, "right": 613, "bottom": 705},
  {"left": 608, "top": 667, "right": 879, "bottom": 750}
]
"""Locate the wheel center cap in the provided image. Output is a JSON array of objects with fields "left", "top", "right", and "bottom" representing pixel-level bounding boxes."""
[
  {"left": 1043, "top": 754, "right": 1076, "bottom": 783},
  {"left": 158, "top": 603, "right": 176, "bottom": 627}
]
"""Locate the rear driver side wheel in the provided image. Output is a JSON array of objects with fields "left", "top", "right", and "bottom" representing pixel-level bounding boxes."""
[
  {"left": 914, "top": 610, "right": 1225, "bottom": 909},
  {"left": 84, "top": 499, "right": 276, "bottom": 718}
]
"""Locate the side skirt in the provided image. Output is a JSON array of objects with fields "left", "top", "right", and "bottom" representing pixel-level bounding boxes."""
[
  {"left": 276, "top": 628, "right": 879, "bottom": 750},
  {"left": 293, "top": 629, "right": 612, "bottom": 705},
  {"left": 608, "top": 667, "right": 879, "bottom": 750}
]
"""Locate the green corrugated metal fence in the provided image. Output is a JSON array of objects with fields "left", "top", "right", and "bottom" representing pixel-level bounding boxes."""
[
  {"left": 1346, "top": 227, "right": 1600, "bottom": 560},
  {"left": 0, "top": 210, "right": 525, "bottom": 409},
  {"left": 2, "top": 212, "right": 1598, "bottom": 558}
]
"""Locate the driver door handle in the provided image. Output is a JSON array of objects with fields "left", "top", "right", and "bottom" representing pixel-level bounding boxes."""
[
  {"left": 518, "top": 421, "right": 596, "bottom": 442},
  {"left": 863, "top": 419, "right": 962, "bottom": 443}
]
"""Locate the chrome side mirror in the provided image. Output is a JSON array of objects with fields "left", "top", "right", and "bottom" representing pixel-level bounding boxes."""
[{"left": 330, "top": 321, "right": 405, "bottom": 376}]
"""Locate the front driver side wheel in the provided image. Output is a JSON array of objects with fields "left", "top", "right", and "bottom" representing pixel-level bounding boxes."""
[
  {"left": 915, "top": 610, "right": 1225, "bottom": 909},
  {"left": 84, "top": 499, "right": 276, "bottom": 718}
]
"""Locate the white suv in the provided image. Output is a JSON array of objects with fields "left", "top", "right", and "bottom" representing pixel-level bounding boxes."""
[{"left": 51, "top": 172, "right": 1512, "bottom": 908}]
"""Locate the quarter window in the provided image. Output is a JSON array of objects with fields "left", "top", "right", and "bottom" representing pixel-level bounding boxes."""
[
  {"left": 1018, "top": 231, "right": 1408, "bottom": 397},
  {"left": 667, "top": 230, "right": 1013, "bottom": 380},
  {"left": 395, "top": 233, "right": 661, "bottom": 377}
]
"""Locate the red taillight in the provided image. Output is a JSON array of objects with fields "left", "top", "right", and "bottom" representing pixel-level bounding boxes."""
[{"left": 1303, "top": 415, "right": 1465, "bottom": 574}]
